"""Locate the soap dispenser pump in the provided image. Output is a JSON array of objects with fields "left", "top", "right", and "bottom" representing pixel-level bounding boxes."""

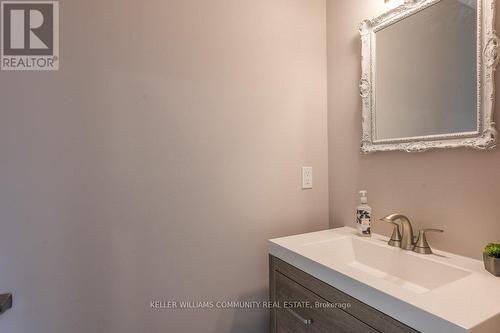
[{"left": 356, "top": 190, "right": 372, "bottom": 237}]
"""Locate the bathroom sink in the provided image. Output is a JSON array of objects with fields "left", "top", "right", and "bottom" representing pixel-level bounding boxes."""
[
  {"left": 299, "top": 236, "right": 470, "bottom": 294},
  {"left": 269, "top": 227, "right": 500, "bottom": 333}
]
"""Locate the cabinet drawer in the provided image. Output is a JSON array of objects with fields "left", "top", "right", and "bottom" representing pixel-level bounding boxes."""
[
  {"left": 276, "top": 272, "right": 378, "bottom": 333},
  {"left": 270, "top": 255, "right": 419, "bottom": 333}
]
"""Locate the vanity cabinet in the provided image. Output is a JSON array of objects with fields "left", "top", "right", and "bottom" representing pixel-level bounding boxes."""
[{"left": 269, "top": 255, "right": 419, "bottom": 333}]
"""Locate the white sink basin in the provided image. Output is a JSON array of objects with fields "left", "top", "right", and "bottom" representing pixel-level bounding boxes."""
[
  {"left": 300, "top": 236, "right": 470, "bottom": 294},
  {"left": 269, "top": 227, "right": 500, "bottom": 333}
]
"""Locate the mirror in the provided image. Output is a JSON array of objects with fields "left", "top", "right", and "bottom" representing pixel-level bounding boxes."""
[
  {"left": 359, "top": 0, "right": 499, "bottom": 153},
  {"left": 377, "top": 0, "right": 477, "bottom": 140}
]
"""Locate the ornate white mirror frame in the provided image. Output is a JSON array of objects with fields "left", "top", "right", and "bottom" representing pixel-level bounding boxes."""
[{"left": 359, "top": 0, "right": 499, "bottom": 153}]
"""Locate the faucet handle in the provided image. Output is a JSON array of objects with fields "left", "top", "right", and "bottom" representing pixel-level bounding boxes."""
[
  {"left": 413, "top": 229, "right": 444, "bottom": 255},
  {"left": 386, "top": 221, "right": 402, "bottom": 247}
]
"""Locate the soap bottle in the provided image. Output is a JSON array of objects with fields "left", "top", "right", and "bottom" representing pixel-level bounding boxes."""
[{"left": 356, "top": 190, "right": 372, "bottom": 237}]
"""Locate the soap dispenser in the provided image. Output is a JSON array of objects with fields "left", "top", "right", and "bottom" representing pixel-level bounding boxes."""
[{"left": 356, "top": 190, "right": 372, "bottom": 237}]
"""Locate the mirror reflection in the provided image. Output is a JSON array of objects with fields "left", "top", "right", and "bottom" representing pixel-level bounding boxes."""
[{"left": 375, "top": 0, "right": 477, "bottom": 141}]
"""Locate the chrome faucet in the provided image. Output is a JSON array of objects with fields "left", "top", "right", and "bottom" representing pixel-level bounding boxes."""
[
  {"left": 380, "top": 213, "right": 444, "bottom": 254},
  {"left": 380, "top": 214, "right": 415, "bottom": 250}
]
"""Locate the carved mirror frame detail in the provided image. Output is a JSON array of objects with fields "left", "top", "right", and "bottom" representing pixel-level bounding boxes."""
[{"left": 360, "top": 0, "right": 499, "bottom": 153}]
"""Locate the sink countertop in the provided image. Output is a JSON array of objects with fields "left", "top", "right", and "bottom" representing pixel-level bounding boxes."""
[{"left": 269, "top": 227, "right": 500, "bottom": 333}]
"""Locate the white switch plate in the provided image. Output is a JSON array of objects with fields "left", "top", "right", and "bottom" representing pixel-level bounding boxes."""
[{"left": 302, "top": 167, "right": 313, "bottom": 189}]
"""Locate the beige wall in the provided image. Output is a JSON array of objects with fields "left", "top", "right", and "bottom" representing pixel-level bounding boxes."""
[
  {"left": 327, "top": 0, "right": 500, "bottom": 260},
  {"left": 0, "top": 1, "right": 328, "bottom": 332}
]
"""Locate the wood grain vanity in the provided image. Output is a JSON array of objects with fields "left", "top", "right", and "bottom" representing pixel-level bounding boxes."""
[
  {"left": 269, "top": 255, "right": 418, "bottom": 333},
  {"left": 269, "top": 227, "right": 500, "bottom": 332}
]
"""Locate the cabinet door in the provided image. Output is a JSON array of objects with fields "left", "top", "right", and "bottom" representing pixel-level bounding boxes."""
[{"left": 275, "top": 272, "right": 378, "bottom": 333}]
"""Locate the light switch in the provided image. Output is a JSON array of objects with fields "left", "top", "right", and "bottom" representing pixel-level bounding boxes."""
[{"left": 302, "top": 167, "right": 313, "bottom": 190}]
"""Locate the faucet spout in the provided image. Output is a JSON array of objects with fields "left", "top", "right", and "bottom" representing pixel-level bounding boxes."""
[{"left": 380, "top": 214, "right": 415, "bottom": 250}]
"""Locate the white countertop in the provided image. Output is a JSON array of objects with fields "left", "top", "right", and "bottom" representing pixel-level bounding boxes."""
[{"left": 269, "top": 227, "right": 500, "bottom": 333}]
